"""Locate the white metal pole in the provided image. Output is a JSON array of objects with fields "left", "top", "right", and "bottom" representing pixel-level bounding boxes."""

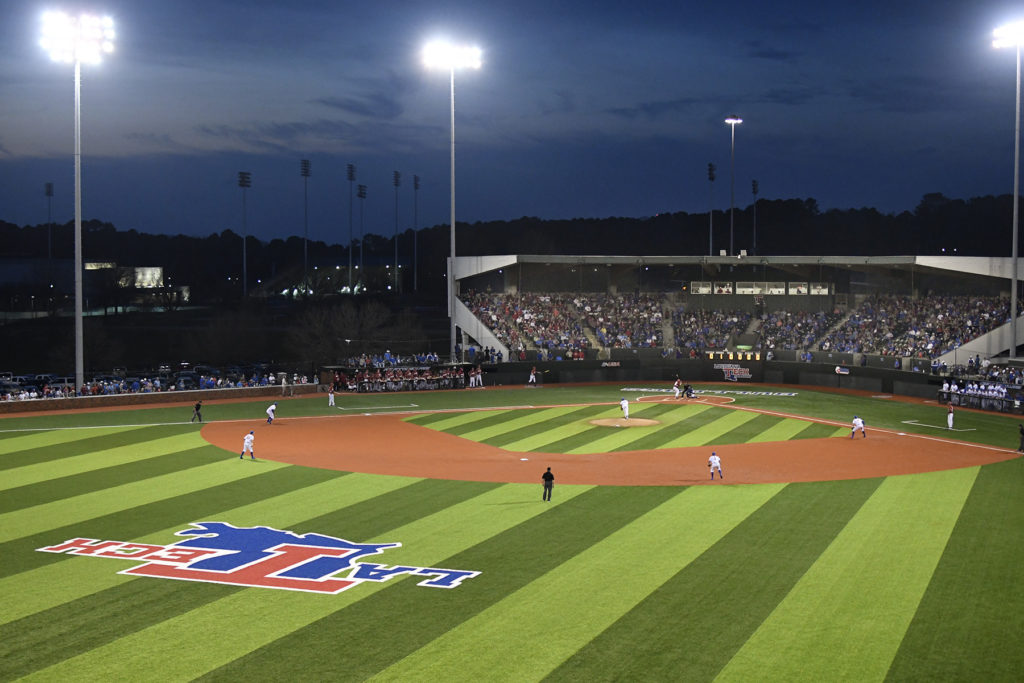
[
  {"left": 1012, "top": 44, "right": 1021, "bottom": 359},
  {"left": 74, "top": 59, "right": 84, "bottom": 392},
  {"left": 449, "top": 67, "right": 457, "bottom": 363}
]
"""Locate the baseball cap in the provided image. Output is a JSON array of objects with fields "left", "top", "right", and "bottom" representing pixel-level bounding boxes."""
[{"left": 249, "top": 430, "right": 254, "bottom": 434}]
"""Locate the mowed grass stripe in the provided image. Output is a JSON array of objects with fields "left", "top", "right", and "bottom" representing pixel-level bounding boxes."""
[
  {"left": 32, "top": 483, "right": 597, "bottom": 682},
  {"left": 406, "top": 408, "right": 505, "bottom": 432},
  {"left": 0, "top": 445, "right": 225, "bottom": 514},
  {"left": 747, "top": 417, "right": 815, "bottom": 443},
  {"left": 0, "top": 425, "right": 190, "bottom": 471},
  {"left": 0, "top": 427, "right": 117, "bottom": 455},
  {"left": 0, "top": 431, "right": 209, "bottom": 493},
  {"left": 488, "top": 406, "right": 614, "bottom": 451},
  {"left": 614, "top": 404, "right": 716, "bottom": 451},
  {"left": 717, "top": 467, "right": 978, "bottom": 682},
  {"left": 546, "top": 478, "right": 882, "bottom": 682},
  {"left": 661, "top": 409, "right": 762, "bottom": 448},
  {"left": 0, "top": 465, "right": 327, "bottom": 580},
  {"left": 0, "top": 456, "right": 290, "bottom": 544},
  {"left": 715, "top": 413, "right": 782, "bottom": 444},
  {"left": 1, "top": 477, "right": 476, "bottom": 680},
  {"left": 792, "top": 422, "right": 849, "bottom": 440},
  {"left": 0, "top": 472, "right": 417, "bottom": 626},
  {"left": 526, "top": 404, "right": 661, "bottom": 453},
  {"left": 380, "top": 483, "right": 789, "bottom": 682},
  {"left": 201, "top": 486, "right": 683, "bottom": 682},
  {"left": 445, "top": 410, "right": 536, "bottom": 437},
  {"left": 459, "top": 406, "right": 604, "bottom": 441},
  {"left": 885, "top": 458, "right": 1024, "bottom": 681},
  {"left": 566, "top": 412, "right": 671, "bottom": 454}
]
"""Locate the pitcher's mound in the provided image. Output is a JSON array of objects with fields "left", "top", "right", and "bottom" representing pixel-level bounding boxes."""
[{"left": 589, "top": 418, "right": 660, "bottom": 427}]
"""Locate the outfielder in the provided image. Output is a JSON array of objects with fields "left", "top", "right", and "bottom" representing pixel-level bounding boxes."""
[
  {"left": 620, "top": 397, "right": 629, "bottom": 420},
  {"left": 947, "top": 403, "right": 954, "bottom": 430},
  {"left": 851, "top": 415, "right": 866, "bottom": 438},
  {"left": 240, "top": 430, "right": 255, "bottom": 459},
  {"left": 266, "top": 402, "right": 277, "bottom": 424},
  {"left": 708, "top": 451, "right": 723, "bottom": 480}
]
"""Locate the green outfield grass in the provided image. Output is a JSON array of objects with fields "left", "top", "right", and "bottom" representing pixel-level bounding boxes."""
[{"left": 0, "top": 383, "right": 1022, "bottom": 681}]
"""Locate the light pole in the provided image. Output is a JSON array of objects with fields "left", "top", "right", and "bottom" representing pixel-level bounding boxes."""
[
  {"left": 238, "top": 171, "right": 251, "bottom": 297},
  {"left": 347, "top": 163, "right": 355, "bottom": 292},
  {"left": 995, "top": 23, "right": 1024, "bottom": 359},
  {"left": 393, "top": 170, "right": 401, "bottom": 293},
  {"left": 413, "top": 174, "right": 420, "bottom": 292},
  {"left": 725, "top": 116, "right": 742, "bottom": 256},
  {"left": 357, "top": 184, "right": 367, "bottom": 288},
  {"left": 423, "top": 40, "right": 483, "bottom": 363},
  {"left": 45, "top": 182, "right": 54, "bottom": 289},
  {"left": 707, "top": 163, "right": 716, "bottom": 256},
  {"left": 300, "top": 159, "right": 311, "bottom": 292},
  {"left": 40, "top": 11, "right": 115, "bottom": 394},
  {"left": 752, "top": 179, "right": 759, "bottom": 255}
]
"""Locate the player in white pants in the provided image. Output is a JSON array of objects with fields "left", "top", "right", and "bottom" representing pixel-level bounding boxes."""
[
  {"left": 708, "top": 451, "right": 723, "bottom": 480},
  {"left": 620, "top": 398, "right": 629, "bottom": 420},
  {"left": 266, "top": 403, "right": 277, "bottom": 424},
  {"left": 851, "top": 415, "right": 866, "bottom": 438},
  {"left": 240, "top": 431, "right": 255, "bottom": 459},
  {"left": 673, "top": 377, "right": 682, "bottom": 399}
]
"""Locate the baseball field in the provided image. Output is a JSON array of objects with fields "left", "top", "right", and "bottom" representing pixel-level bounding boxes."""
[{"left": 2, "top": 382, "right": 1022, "bottom": 681}]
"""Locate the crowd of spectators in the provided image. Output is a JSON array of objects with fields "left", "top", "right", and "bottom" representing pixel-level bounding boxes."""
[
  {"left": 572, "top": 294, "right": 663, "bottom": 348},
  {"left": 0, "top": 371, "right": 310, "bottom": 402},
  {"left": 330, "top": 366, "right": 466, "bottom": 392},
  {"left": 816, "top": 295, "right": 1010, "bottom": 358},
  {"left": 757, "top": 309, "right": 843, "bottom": 352},
  {"left": 464, "top": 292, "right": 591, "bottom": 356},
  {"left": 339, "top": 350, "right": 442, "bottom": 368},
  {"left": 670, "top": 307, "right": 752, "bottom": 352}
]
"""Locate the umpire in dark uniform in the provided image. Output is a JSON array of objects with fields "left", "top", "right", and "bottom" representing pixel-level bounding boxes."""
[
  {"left": 542, "top": 467, "right": 554, "bottom": 501},
  {"left": 191, "top": 400, "right": 203, "bottom": 423}
]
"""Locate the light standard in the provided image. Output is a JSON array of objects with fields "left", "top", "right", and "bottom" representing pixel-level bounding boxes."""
[
  {"left": 423, "top": 40, "right": 482, "bottom": 363},
  {"left": 393, "top": 170, "right": 401, "bottom": 293},
  {"left": 413, "top": 174, "right": 420, "bottom": 292},
  {"left": 238, "top": 171, "right": 251, "bottom": 297},
  {"left": 300, "top": 159, "right": 311, "bottom": 292},
  {"left": 725, "top": 116, "right": 742, "bottom": 256},
  {"left": 357, "top": 184, "right": 367, "bottom": 288},
  {"left": 995, "top": 22, "right": 1024, "bottom": 359},
  {"left": 40, "top": 11, "right": 115, "bottom": 394},
  {"left": 707, "top": 163, "right": 716, "bottom": 256},
  {"left": 347, "top": 163, "right": 355, "bottom": 292},
  {"left": 752, "top": 179, "right": 759, "bottom": 255},
  {"left": 45, "top": 182, "right": 54, "bottom": 290}
]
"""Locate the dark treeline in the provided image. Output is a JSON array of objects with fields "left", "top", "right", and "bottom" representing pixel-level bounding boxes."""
[{"left": 0, "top": 192, "right": 1013, "bottom": 302}]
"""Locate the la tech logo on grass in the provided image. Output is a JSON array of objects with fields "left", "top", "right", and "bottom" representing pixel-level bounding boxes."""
[{"left": 37, "top": 522, "right": 480, "bottom": 594}]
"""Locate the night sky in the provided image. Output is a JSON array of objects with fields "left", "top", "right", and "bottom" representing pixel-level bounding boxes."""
[{"left": 1, "top": 0, "right": 1023, "bottom": 246}]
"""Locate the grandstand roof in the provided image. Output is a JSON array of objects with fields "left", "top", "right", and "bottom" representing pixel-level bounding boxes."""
[{"left": 454, "top": 255, "right": 1012, "bottom": 281}]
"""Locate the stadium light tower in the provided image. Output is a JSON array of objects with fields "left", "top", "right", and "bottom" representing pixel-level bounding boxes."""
[
  {"left": 423, "top": 40, "right": 482, "bottom": 363},
  {"left": 238, "top": 171, "right": 252, "bottom": 297},
  {"left": 347, "top": 163, "right": 356, "bottom": 292},
  {"left": 995, "top": 22, "right": 1024, "bottom": 359},
  {"left": 300, "top": 159, "right": 311, "bottom": 292},
  {"left": 39, "top": 10, "right": 116, "bottom": 394},
  {"left": 725, "top": 116, "right": 742, "bottom": 256}
]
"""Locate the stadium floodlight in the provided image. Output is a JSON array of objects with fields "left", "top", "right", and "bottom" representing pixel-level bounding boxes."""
[
  {"left": 423, "top": 40, "right": 482, "bottom": 363},
  {"left": 994, "top": 22, "right": 1024, "bottom": 358},
  {"left": 725, "top": 116, "right": 743, "bottom": 257},
  {"left": 40, "top": 11, "right": 116, "bottom": 395}
]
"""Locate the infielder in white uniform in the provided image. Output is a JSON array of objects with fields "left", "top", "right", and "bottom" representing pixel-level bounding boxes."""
[
  {"left": 240, "top": 431, "right": 255, "bottom": 459},
  {"left": 851, "top": 415, "right": 866, "bottom": 438},
  {"left": 266, "top": 402, "right": 277, "bottom": 424},
  {"left": 947, "top": 403, "right": 954, "bottom": 430},
  {"left": 708, "top": 451, "right": 723, "bottom": 480},
  {"left": 328, "top": 386, "right": 335, "bottom": 407},
  {"left": 620, "top": 398, "right": 629, "bottom": 420}
]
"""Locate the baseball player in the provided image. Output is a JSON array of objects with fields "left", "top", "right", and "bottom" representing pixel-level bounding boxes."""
[
  {"left": 620, "top": 397, "right": 629, "bottom": 420},
  {"left": 527, "top": 366, "right": 537, "bottom": 387},
  {"left": 708, "top": 451, "right": 723, "bottom": 480},
  {"left": 240, "top": 430, "right": 255, "bottom": 459},
  {"left": 266, "top": 402, "right": 277, "bottom": 424},
  {"left": 328, "top": 385, "right": 335, "bottom": 407},
  {"left": 947, "top": 403, "right": 954, "bottom": 430},
  {"left": 851, "top": 415, "right": 866, "bottom": 438},
  {"left": 673, "top": 377, "right": 682, "bottom": 399}
]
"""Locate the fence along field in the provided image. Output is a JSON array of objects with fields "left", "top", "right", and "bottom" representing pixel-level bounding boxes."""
[{"left": 0, "top": 383, "right": 1022, "bottom": 681}]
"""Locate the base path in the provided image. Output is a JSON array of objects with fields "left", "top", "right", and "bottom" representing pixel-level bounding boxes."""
[{"left": 201, "top": 411, "right": 1019, "bottom": 486}]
